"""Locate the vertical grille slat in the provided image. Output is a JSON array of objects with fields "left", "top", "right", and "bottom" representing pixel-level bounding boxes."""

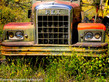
[{"left": 37, "top": 10, "right": 69, "bottom": 44}]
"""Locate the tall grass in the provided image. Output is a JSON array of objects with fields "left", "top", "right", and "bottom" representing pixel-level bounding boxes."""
[{"left": 0, "top": 54, "right": 109, "bottom": 81}]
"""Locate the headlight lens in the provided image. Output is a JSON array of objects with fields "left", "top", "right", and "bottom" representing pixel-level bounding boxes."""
[
  {"left": 95, "top": 33, "right": 101, "bottom": 39},
  {"left": 84, "top": 31, "right": 102, "bottom": 41},
  {"left": 85, "top": 32, "right": 93, "bottom": 39},
  {"left": 15, "top": 31, "right": 23, "bottom": 38},
  {"left": 9, "top": 32, "right": 14, "bottom": 38}
]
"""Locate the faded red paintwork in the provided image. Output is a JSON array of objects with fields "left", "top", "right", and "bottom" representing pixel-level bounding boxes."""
[
  {"left": 32, "top": 0, "right": 79, "bottom": 11},
  {"left": 55, "top": 0, "right": 79, "bottom": 7},
  {"left": 78, "top": 23, "right": 106, "bottom": 31},
  {"left": 3, "top": 22, "right": 33, "bottom": 30}
]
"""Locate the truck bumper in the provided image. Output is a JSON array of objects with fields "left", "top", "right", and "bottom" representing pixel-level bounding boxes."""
[{"left": 0, "top": 42, "right": 108, "bottom": 57}]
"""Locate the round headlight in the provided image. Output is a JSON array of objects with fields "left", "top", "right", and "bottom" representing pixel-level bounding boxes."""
[
  {"left": 85, "top": 32, "right": 93, "bottom": 39},
  {"left": 15, "top": 31, "right": 23, "bottom": 38},
  {"left": 9, "top": 32, "right": 14, "bottom": 38},
  {"left": 95, "top": 33, "right": 101, "bottom": 39}
]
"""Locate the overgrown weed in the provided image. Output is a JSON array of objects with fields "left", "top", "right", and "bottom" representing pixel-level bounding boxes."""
[
  {"left": 0, "top": 55, "right": 109, "bottom": 81},
  {"left": 45, "top": 56, "right": 109, "bottom": 81}
]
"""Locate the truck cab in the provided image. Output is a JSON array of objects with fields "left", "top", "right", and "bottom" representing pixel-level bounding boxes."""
[{"left": 0, "top": 0, "right": 108, "bottom": 57}]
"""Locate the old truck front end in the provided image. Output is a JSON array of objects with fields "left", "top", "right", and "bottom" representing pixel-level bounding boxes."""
[{"left": 0, "top": 0, "right": 108, "bottom": 57}]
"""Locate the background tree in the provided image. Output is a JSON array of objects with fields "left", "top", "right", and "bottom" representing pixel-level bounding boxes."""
[{"left": 0, "top": 0, "right": 32, "bottom": 24}]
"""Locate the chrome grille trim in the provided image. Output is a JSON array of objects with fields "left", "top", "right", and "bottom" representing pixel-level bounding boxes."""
[{"left": 36, "top": 9, "right": 70, "bottom": 45}]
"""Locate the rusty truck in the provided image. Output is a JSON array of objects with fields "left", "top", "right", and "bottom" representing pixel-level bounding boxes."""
[{"left": 0, "top": 0, "right": 108, "bottom": 58}]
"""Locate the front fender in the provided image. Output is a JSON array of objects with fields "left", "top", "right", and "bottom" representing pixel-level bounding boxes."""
[
  {"left": 78, "top": 23, "right": 106, "bottom": 42},
  {"left": 2, "top": 22, "right": 34, "bottom": 42}
]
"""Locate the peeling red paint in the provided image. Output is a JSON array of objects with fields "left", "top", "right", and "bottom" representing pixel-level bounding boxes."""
[
  {"left": 78, "top": 23, "right": 106, "bottom": 31},
  {"left": 3, "top": 22, "right": 33, "bottom": 30}
]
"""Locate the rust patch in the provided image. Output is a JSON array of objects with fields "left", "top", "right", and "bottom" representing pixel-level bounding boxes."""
[
  {"left": 72, "top": 42, "right": 108, "bottom": 48},
  {"left": 2, "top": 42, "right": 34, "bottom": 47},
  {"left": 1, "top": 42, "right": 108, "bottom": 57},
  {"left": 1, "top": 45, "right": 108, "bottom": 57},
  {"left": 1, "top": 42, "right": 108, "bottom": 48}
]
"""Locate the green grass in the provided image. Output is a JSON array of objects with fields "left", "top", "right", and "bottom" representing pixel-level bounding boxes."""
[
  {"left": 0, "top": 24, "right": 3, "bottom": 59},
  {"left": 0, "top": 55, "right": 109, "bottom": 81}
]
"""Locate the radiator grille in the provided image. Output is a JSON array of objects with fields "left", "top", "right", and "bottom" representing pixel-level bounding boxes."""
[{"left": 38, "top": 15, "right": 69, "bottom": 44}]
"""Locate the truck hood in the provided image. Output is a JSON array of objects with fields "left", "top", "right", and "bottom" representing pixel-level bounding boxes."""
[
  {"left": 35, "top": 2, "right": 72, "bottom": 10},
  {"left": 32, "top": 0, "right": 79, "bottom": 11}
]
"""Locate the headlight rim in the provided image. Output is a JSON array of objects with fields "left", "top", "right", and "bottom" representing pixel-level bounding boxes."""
[
  {"left": 94, "top": 33, "right": 101, "bottom": 39},
  {"left": 9, "top": 32, "right": 14, "bottom": 38},
  {"left": 85, "top": 32, "right": 93, "bottom": 40}
]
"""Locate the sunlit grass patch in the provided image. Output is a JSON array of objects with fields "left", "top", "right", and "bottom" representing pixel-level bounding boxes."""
[
  {"left": 45, "top": 55, "right": 109, "bottom": 81},
  {"left": 0, "top": 58, "right": 33, "bottom": 79},
  {"left": 0, "top": 52, "right": 109, "bottom": 81}
]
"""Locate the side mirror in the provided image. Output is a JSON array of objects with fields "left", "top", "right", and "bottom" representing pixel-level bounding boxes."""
[{"left": 28, "top": 10, "right": 32, "bottom": 18}]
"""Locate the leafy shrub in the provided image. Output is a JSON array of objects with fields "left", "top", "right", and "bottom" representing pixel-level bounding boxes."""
[
  {"left": 45, "top": 56, "right": 109, "bottom": 81},
  {"left": 0, "top": 55, "right": 109, "bottom": 81},
  {"left": 0, "top": 0, "right": 31, "bottom": 24}
]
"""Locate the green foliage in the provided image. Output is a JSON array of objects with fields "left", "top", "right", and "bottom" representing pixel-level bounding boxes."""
[
  {"left": 0, "top": 57, "right": 34, "bottom": 79},
  {"left": 93, "top": 0, "right": 101, "bottom": 4},
  {"left": 0, "top": 55, "right": 109, "bottom": 81},
  {"left": 0, "top": 0, "right": 31, "bottom": 24},
  {"left": 0, "top": 30, "right": 2, "bottom": 35},
  {"left": 45, "top": 56, "right": 109, "bottom": 81},
  {"left": 0, "top": 30, "right": 2, "bottom": 41}
]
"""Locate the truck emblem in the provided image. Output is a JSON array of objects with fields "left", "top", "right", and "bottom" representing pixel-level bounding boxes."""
[
  {"left": 46, "top": 10, "right": 60, "bottom": 15},
  {"left": 46, "top": 10, "right": 50, "bottom": 15}
]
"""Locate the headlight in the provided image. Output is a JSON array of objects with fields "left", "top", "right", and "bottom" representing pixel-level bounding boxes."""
[
  {"left": 95, "top": 33, "right": 101, "bottom": 39},
  {"left": 15, "top": 31, "right": 23, "bottom": 39},
  {"left": 9, "top": 32, "right": 14, "bottom": 38},
  {"left": 85, "top": 32, "right": 93, "bottom": 39},
  {"left": 84, "top": 31, "right": 102, "bottom": 41},
  {"left": 8, "top": 31, "right": 24, "bottom": 40}
]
